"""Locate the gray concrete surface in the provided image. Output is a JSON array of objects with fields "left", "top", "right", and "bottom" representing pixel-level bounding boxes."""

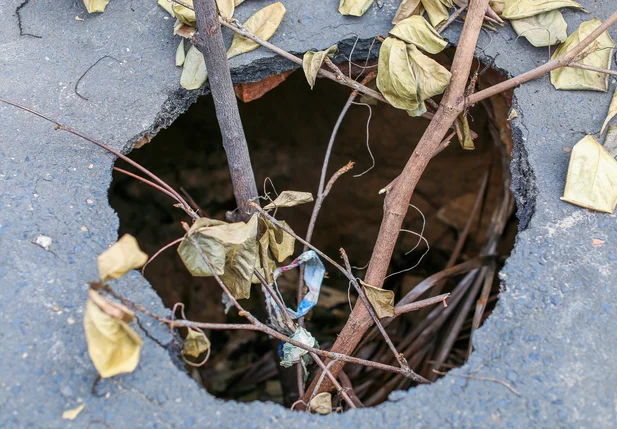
[{"left": 0, "top": 0, "right": 616, "bottom": 427}]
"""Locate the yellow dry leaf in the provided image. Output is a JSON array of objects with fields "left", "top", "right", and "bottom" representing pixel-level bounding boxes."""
[
  {"left": 264, "top": 190, "right": 314, "bottom": 209},
  {"left": 267, "top": 220, "right": 295, "bottom": 262},
  {"left": 510, "top": 10, "right": 567, "bottom": 47},
  {"left": 501, "top": 0, "right": 584, "bottom": 20},
  {"left": 455, "top": 113, "right": 475, "bottom": 150},
  {"left": 178, "top": 215, "right": 258, "bottom": 299},
  {"left": 550, "top": 19, "right": 615, "bottom": 92},
  {"left": 309, "top": 392, "right": 333, "bottom": 415},
  {"left": 176, "top": 39, "right": 186, "bottom": 67},
  {"left": 217, "top": 0, "right": 235, "bottom": 18},
  {"left": 83, "top": 290, "right": 142, "bottom": 378},
  {"left": 600, "top": 87, "right": 617, "bottom": 135},
  {"left": 252, "top": 232, "right": 276, "bottom": 284},
  {"left": 174, "top": 20, "right": 196, "bottom": 39},
  {"left": 377, "top": 37, "right": 422, "bottom": 112},
  {"left": 227, "top": 2, "right": 286, "bottom": 59},
  {"left": 377, "top": 37, "right": 451, "bottom": 115},
  {"left": 97, "top": 234, "right": 148, "bottom": 282},
  {"left": 62, "top": 403, "right": 86, "bottom": 420},
  {"left": 182, "top": 329, "right": 211, "bottom": 359},
  {"left": 303, "top": 45, "right": 338, "bottom": 89},
  {"left": 407, "top": 44, "right": 451, "bottom": 102},
  {"left": 158, "top": 0, "right": 176, "bottom": 17},
  {"left": 180, "top": 45, "right": 208, "bottom": 90},
  {"left": 561, "top": 135, "right": 617, "bottom": 213},
  {"left": 362, "top": 281, "right": 395, "bottom": 318},
  {"left": 234, "top": 0, "right": 245, "bottom": 5},
  {"left": 389, "top": 16, "right": 448, "bottom": 54},
  {"left": 489, "top": 0, "right": 505, "bottom": 14},
  {"left": 392, "top": 0, "right": 424, "bottom": 25},
  {"left": 83, "top": 0, "right": 110, "bottom": 13},
  {"left": 421, "top": 0, "right": 449, "bottom": 27},
  {"left": 173, "top": 0, "right": 196, "bottom": 25},
  {"left": 339, "top": 0, "right": 374, "bottom": 16}
]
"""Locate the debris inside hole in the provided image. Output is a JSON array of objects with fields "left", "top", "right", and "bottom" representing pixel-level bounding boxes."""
[{"left": 109, "top": 56, "right": 517, "bottom": 409}]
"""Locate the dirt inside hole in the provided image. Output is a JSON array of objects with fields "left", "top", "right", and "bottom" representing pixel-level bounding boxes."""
[{"left": 109, "top": 59, "right": 517, "bottom": 409}]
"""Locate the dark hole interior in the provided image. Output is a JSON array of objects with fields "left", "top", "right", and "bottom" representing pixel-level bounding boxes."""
[{"left": 109, "top": 58, "right": 518, "bottom": 410}]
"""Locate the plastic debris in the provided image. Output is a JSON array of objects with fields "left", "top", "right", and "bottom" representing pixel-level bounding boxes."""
[
  {"left": 280, "top": 327, "right": 316, "bottom": 367},
  {"left": 265, "top": 250, "right": 325, "bottom": 322}
]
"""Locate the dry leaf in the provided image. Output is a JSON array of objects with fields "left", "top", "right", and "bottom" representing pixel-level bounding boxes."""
[
  {"left": 176, "top": 39, "right": 186, "bottom": 67},
  {"left": 252, "top": 232, "right": 277, "bottom": 283},
  {"left": 181, "top": 45, "right": 208, "bottom": 90},
  {"left": 362, "top": 281, "right": 395, "bottom": 318},
  {"left": 501, "top": 0, "right": 584, "bottom": 20},
  {"left": 178, "top": 215, "right": 258, "bottom": 299},
  {"left": 377, "top": 38, "right": 451, "bottom": 115},
  {"left": 303, "top": 45, "right": 338, "bottom": 89},
  {"left": 97, "top": 234, "right": 148, "bottom": 282},
  {"left": 83, "top": 0, "right": 110, "bottom": 13},
  {"left": 264, "top": 190, "right": 314, "bottom": 209},
  {"left": 158, "top": 0, "right": 175, "bottom": 16},
  {"left": 339, "top": 0, "right": 374, "bottom": 16},
  {"left": 389, "top": 16, "right": 448, "bottom": 54},
  {"left": 507, "top": 109, "right": 519, "bottom": 120},
  {"left": 422, "top": 0, "right": 450, "bottom": 27},
  {"left": 407, "top": 44, "right": 452, "bottom": 102},
  {"left": 84, "top": 290, "right": 142, "bottom": 378},
  {"left": 227, "top": 2, "right": 286, "bottom": 59},
  {"left": 217, "top": 0, "right": 235, "bottom": 18},
  {"left": 455, "top": 113, "right": 475, "bottom": 150},
  {"left": 62, "top": 404, "right": 86, "bottom": 420},
  {"left": 592, "top": 238, "right": 605, "bottom": 245},
  {"left": 550, "top": 19, "right": 615, "bottom": 92},
  {"left": 267, "top": 220, "right": 295, "bottom": 262},
  {"left": 489, "top": 0, "right": 505, "bottom": 14},
  {"left": 172, "top": 0, "right": 196, "bottom": 25},
  {"left": 182, "top": 329, "right": 211, "bottom": 359},
  {"left": 174, "top": 19, "right": 196, "bottom": 38},
  {"left": 234, "top": 0, "right": 245, "bottom": 5},
  {"left": 600, "top": 87, "right": 617, "bottom": 135},
  {"left": 561, "top": 135, "right": 617, "bottom": 213},
  {"left": 309, "top": 392, "right": 333, "bottom": 415},
  {"left": 510, "top": 10, "right": 567, "bottom": 47},
  {"left": 178, "top": 218, "right": 227, "bottom": 278},
  {"left": 393, "top": 0, "right": 424, "bottom": 24}
]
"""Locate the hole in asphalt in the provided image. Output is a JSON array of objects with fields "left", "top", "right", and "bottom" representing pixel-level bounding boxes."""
[{"left": 108, "top": 55, "right": 517, "bottom": 410}]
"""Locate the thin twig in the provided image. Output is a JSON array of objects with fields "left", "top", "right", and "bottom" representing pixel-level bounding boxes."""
[
  {"left": 340, "top": 249, "right": 409, "bottom": 370},
  {"left": 432, "top": 370, "right": 521, "bottom": 397},
  {"left": 569, "top": 62, "right": 617, "bottom": 77},
  {"left": 113, "top": 167, "right": 180, "bottom": 203},
  {"left": 141, "top": 237, "right": 184, "bottom": 275},
  {"left": 216, "top": 16, "right": 388, "bottom": 104},
  {"left": 338, "top": 370, "right": 365, "bottom": 408},
  {"left": 75, "top": 55, "right": 121, "bottom": 101},
  {"left": 438, "top": 5, "right": 467, "bottom": 33},
  {"left": 0, "top": 98, "right": 197, "bottom": 219},
  {"left": 394, "top": 293, "right": 450, "bottom": 316},
  {"left": 467, "top": 10, "right": 617, "bottom": 106}
]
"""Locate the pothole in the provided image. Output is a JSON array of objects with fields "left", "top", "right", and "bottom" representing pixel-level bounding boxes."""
[{"left": 109, "top": 57, "right": 517, "bottom": 410}]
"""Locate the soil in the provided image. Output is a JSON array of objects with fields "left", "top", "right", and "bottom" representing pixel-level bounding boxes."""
[{"left": 108, "top": 63, "right": 517, "bottom": 407}]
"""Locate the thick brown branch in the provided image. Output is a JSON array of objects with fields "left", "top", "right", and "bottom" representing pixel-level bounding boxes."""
[
  {"left": 303, "top": 0, "right": 491, "bottom": 400},
  {"left": 193, "top": 0, "right": 259, "bottom": 221}
]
